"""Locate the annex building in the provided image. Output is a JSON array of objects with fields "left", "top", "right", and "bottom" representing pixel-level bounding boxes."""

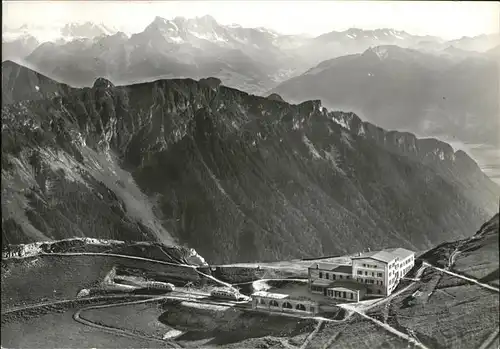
[
  {"left": 251, "top": 291, "right": 318, "bottom": 315},
  {"left": 308, "top": 248, "right": 415, "bottom": 302}
]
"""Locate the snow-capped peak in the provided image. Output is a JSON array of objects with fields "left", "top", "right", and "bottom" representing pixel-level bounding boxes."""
[
  {"left": 61, "top": 21, "right": 117, "bottom": 39},
  {"left": 371, "top": 46, "right": 390, "bottom": 60},
  {"left": 146, "top": 16, "right": 180, "bottom": 32}
]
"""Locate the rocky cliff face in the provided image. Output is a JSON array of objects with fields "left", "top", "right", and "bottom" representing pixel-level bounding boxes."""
[
  {"left": 330, "top": 111, "right": 499, "bottom": 212},
  {"left": 2, "top": 62, "right": 499, "bottom": 263}
]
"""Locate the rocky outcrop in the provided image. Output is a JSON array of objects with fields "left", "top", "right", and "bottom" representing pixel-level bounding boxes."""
[
  {"left": 199, "top": 77, "right": 222, "bottom": 90},
  {"left": 2, "top": 62, "right": 499, "bottom": 263},
  {"left": 267, "top": 93, "right": 285, "bottom": 102}
]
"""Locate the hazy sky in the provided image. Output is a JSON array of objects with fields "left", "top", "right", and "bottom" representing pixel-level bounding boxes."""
[{"left": 2, "top": 1, "right": 499, "bottom": 39}]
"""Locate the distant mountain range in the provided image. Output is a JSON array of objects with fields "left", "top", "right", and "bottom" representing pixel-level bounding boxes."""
[
  {"left": 2, "top": 61, "right": 498, "bottom": 263},
  {"left": 2, "top": 21, "right": 119, "bottom": 62},
  {"left": 3, "top": 16, "right": 498, "bottom": 96},
  {"left": 3, "top": 21, "right": 119, "bottom": 42},
  {"left": 2, "top": 34, "right": 40, "bottom": 62},
  {"left": 60, "top": 21, "right": 117, "bottom": 39},
  {"left": 269, "top": 45, "right": 499, "bottom": 164}
]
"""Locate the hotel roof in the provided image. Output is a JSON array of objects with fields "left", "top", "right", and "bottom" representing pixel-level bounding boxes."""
[
  {"left": 327, "top": 280, "right": 367, "bottom": 292},
  {"left": 308, "top": 263, "right": 353, "bottom": 274},
  {"left": 351, "top": 250, "right": 396, "bottom": 263},
  {"left": 384, "top": 248, "right": 414, "bottom": 260},
  {"left": 351, "top": 248, "right": 415, "bottom": 263},
  {"left": 311, "top": 279, "right": 335, "bottom": 287}
]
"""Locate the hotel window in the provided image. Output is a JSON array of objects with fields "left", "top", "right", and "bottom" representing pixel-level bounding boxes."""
[
  {"left": 357, "top": 271, "right": 363, "bottom": 275},
  {"left": 363, "top": 264, "right": 366, "bottom": 267},
  {"left": 319, "top": 272, "right": 323, "bottom": 278},
  {"left": 332, "top": 274, "right": 336, "bottom": 280},
  {"left": 326, "top": 273, "right": 329, "bottom": 279},
  {"left": 365, "top": 271, "right": 368, "bottom": 276},
  {"left": 339, "top": 275, "right": 343, "bottom": 279},
  {"left": 377, "top": 273, "right": 382, "bottom": 277},
  {"left": 371, "top": 272, "right": 374, "bottom": 276},
  {"left": 350, "top": 293, "right": 353, "bottom": 300}
]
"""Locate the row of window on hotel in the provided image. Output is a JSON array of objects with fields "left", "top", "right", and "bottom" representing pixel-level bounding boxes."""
[
  {"left": 312, "top": 285, "right": 382, "bottom": 296},
  {"left": 311, "top": 285, "right": 356, "bottom": 298},
  {"left": 326, "top": 289, "right": 355, "bottom": 299},
  {"left": 318, "top": 272, "right": 352, "bottom": 280},
  {"left": 390, "top": 257, "right": 413, "bottom": 269},
  {"left": 357, "top": 270, "right": 384, "bottom": 277},
  {"left": 318, "top": 271, "right": 384, "bottom": 279},
  {"left": 360, "top": 260, "right": 414, "bottom": 269},
  {"left": 357, "top": 278, "right": 384, "bottom": 285}
]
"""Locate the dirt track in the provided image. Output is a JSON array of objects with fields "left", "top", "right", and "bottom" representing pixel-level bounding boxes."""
[
  {"left": 73, "top": 297, "right": 183, "bottom": 347},
  {"left": 423, "top": 262, "right": 500, "bottom": 293}
]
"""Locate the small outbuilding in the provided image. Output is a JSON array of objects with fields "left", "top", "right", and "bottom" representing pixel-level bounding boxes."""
[
  {"left": 325, "top": 280, "right": 367, "bottom": 302},
  {"left": 251, "top": 291, "right": 318, "bottom": 315}
]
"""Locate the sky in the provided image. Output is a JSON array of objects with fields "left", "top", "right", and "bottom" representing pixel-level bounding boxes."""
[{"left": 2, "top": 1, "right": 499, "bottom": 40}]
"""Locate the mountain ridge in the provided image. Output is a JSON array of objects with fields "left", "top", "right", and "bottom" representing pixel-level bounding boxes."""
[
  {"left": 269, "top": 45, "right": 499, "bottom": 152},
  {"left": 2, "top": 62, "right": 498, "bottom": 263}
]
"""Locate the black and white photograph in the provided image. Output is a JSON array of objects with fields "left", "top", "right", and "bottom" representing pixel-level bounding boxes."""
[{"left": 1, "top": 1, "right": 499, "bottom": 348}]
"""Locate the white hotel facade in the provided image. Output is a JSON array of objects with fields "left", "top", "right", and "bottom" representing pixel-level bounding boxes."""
[{"left": 308, "top": 248, "right": 415, "bottom": 302}]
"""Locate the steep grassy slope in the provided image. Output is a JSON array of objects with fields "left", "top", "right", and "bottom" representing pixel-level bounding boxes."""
[
  {"left": 363, "top": 214, "right": 500, "bottom": 349},
  {"left": 2, "top": 62, "right": 499, "bottom": 263},
  {"left": 420, "top": 213, "right": 499, "bottom": 285}
]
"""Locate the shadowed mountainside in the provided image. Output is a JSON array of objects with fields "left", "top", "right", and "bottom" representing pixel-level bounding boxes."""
[
  {"left": 2, "top": 61, "right": 499, "bottom": 263},
  {"left": 420, "top": 212, "right": 499, "bottom": 282},
  {"left": 2, "top": 60, "right": 75, "bottom": 104}
]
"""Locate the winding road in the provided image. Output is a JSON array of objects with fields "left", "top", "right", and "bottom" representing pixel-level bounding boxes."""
[
  {"left": 73, "top": 297, "right": 180, "bottom": 346},
  {"left": 423, "top": 262, "right": 500, "bottom": 293}
]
